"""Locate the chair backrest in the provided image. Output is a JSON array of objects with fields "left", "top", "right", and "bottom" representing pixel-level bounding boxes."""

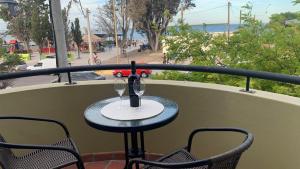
[
  {"left": 208, "top": 129, "right": 254, "bottom": 169},
  {"left": 0, "top": 134, "right": 15, "bottom": 169},
  {"left": 209, "top": 154, "right": 241, "bottom": 169}
]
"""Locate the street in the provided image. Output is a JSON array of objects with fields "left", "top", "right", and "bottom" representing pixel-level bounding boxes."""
[{"left": 11, "top": 46, "right": 141, "bottom": 87}]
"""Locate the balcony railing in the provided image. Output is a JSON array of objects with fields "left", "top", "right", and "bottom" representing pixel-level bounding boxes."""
[
  {"left": 1, "top": 64, "right": 300, "bottom": 91},
  {"left": 1, "top": 65, "right": 300, "bottom": 169}
]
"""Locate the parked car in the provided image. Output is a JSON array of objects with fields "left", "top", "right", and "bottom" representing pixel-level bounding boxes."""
[
  {"left": 14, "top": 61, "right": 28, "bottom": 71},
  {"left": 45, "top": 55, "right": 56, "bottom": 59},
  {"left": 70, "top": 71, "right": 106, "bottom": 81},
  {"left": 113, "top": 68, "right": 152, "bottom": 78},
  {"left": 27, "top": 59, "right": 56, "bottom": 70},
  {"left": 0, "top": 61, "right": 27, "bottom": 72},
  {"left": 52, "top": 71, "right": 106, "bottom": 83}
]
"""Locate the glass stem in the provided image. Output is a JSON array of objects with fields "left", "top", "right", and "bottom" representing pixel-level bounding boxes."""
[
  {"left": 139, "top": 96, "right": 141, "bottom": 107},
  {"left": 119, "top": 95, "right": 122, "bottom": 109}
]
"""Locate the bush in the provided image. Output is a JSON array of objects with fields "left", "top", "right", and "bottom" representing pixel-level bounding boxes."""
[{"left": 155, "top": 4, "right": 300, "bottom": 97}]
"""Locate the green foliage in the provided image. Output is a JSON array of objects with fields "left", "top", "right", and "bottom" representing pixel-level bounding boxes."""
[
  {"left": 0, "top": 1, "right": 31, "bottom": 51},
  {"left": 31, "top": 1, "right": 52, "bottom": 52},
  {"left": 71, "top": 18, "right": 83, "bottom": 47},
  {"left": 0, "top": 0, "right": 51, "bottom": 52},
  {"left": 62, "top": 8, "right": 71, "bottom": 50},
  {"left": 134, "top": 0, "right": 195, "bottom": 51},
  {"left": 67, "top": 53, "right": 74, "bottom": 61},
  {"left": 269, "top": 12, "right": 300, "bottom": 25},
  {"left": 293, "top": 0, "right": 300, "bottom": 5},
  {"left": 71, "top": 18, "right": 83, "bottom": 58},
  {"left": 154, "top": 2, "right": 300, "bottom": 97},
  {"left": 0, "top": 53, "right": 23, "bottom": 72},
  {"left": 0, "top": 39, "right": 6, "bottom": 57},
  {"left": 163, "top": 23, "right": 212, "bottom": 64}
]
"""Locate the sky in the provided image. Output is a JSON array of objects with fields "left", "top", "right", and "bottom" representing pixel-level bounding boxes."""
[{"left": 0, "top": 0, "right": 299, "bottom": 33}]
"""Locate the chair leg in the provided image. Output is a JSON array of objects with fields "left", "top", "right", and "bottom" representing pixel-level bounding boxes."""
[{"left": 76, "top": 161, "right": 85, "bottom": 169}]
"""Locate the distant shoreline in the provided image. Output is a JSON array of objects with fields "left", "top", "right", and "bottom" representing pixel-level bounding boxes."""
[
  {"left": 168, "top": 24, "right": 240, "bottom": 33},
  {"left": 190, "top": 23, "right": 240, "bottom": 26}
]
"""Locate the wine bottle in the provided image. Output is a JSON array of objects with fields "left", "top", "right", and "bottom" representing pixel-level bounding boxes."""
[{"left": 128, "top": 61, "right": 140, "bottom": 107}]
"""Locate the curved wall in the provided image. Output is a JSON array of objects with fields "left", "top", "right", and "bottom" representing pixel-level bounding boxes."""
[{"left": 0, "top": 80, "right": 300, "bottom": 169}]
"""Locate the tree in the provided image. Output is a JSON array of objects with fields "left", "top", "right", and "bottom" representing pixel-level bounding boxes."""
[
  {"left": 0, "top": 1, "right": 32, "bottom": 52},
  {"left": 118, "top": 0, "right": 131, "bottom": 50},
  {"left": 95, "top": 0, "right": 131, "bottom": 50},
  {"left": 269, "top": 12, "right": 300, "bottom": 26},
  {"left": 62, "top": 1, "right": 74, "bottom": 51},
  {"left": 31, "top": 0, "right": 52, "bottom": 55},
  {"left": 128, "top": 0, "right": 147, "bottom": 43},
  {"left": 134, "top": 0, "right": 195, "bottom": 52},
  {"left": 0, "top": 0, "right": 52, "bottom": 54},
  {"left": 0, "top": 38, "right": 5, "bottom": 56},
  {"left": 179, "top": 0, "right": 196, "bottom": 23},
  {"left": 71, "top": 18, "right": 83, "bottom": 59},
  {"left": 62, "top": 9, "right": 71, "bottom": 51},
  {"left": 293, "top": 0, "right": 300, "bottom": 4},
  {"left": 0, "top": 40, "right": 22, "bottom": 89},
  {"left": 156, "top": 2, "right": 300, "bottom": 97},
  {"left": 95, "top": 1, "right": 116, "bottom": 39},
  {"left": 162, "top": 23, "right": 211, "bottom": 63}
]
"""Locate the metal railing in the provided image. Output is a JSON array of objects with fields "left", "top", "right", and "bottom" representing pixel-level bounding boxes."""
[{"left": 1, "top": 64, "right": 300, "bottom": 92}]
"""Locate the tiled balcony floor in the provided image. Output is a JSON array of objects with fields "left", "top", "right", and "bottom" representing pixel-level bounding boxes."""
[
  {"left": 65, "top": 160, "right": 127, "bottom": 169},
  {"left": 64, "top": 152, "right": 162, "bottom": 169}
]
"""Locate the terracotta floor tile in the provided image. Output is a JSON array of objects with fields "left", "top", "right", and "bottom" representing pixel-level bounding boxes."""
[
  {"left": 106, "top": 160, "right": 126, "bottom": 169},
  {"left": 63, "top": 161, "right": 109, "bottom": 169},
  {"left": 82, "top": 154, "right": 95, "bottom": 162},
  {"left": 63, "top": 160, "right": 145, "bottom": 169},
  {"left": 63, "top": 151, "right": 161, "bottom": 169},
  {"left": 85, "top": 161, "right": 109, "bottom": 169},
  {"left": 63, "top": 164, "right": 77, "bottom": 169}
]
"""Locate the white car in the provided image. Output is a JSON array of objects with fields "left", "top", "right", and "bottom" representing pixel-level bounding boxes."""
[
  {"left": 27, "top": 59, "right": 56, "bottom": 70},
  {"left": 14, "top": 62, "right": 28, "bottom": 71}
]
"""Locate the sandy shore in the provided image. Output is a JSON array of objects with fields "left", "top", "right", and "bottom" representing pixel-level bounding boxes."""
[{"left": 103, "top": 49, "right": 164, "bottom": 64}]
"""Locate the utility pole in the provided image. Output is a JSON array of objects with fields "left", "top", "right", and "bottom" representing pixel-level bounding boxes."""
[
  {"left": 85, "top": 8, "right": 93, "bottom": 60},
  {"left": 227, "top": 0, "right": 231, "bottom": 42},
  {"left": 240, "top": 10, "right": 242, "bottom": 25},
  {"left": 50, "top": 0, "right": 68, "bottom": 68},
  {"left": 180, "top": 4, "right": 184, "bottom": 23},
  {"left": 112, "top": 0, "right": 119, "bottom": 64},
  {"left": 203, "top": 23, "right": 207, "bottom": 32}
]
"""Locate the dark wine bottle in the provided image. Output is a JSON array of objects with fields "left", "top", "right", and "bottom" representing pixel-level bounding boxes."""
[{"left": 128, "top": 61, "right": 140, "bottom": 107}]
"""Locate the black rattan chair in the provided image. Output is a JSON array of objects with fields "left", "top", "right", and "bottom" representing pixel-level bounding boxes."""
[
  {"left": 0, "top": 116, "right": 85, "bottom": 169},
  {"left": 128, "top": 128, "right": 254, "bottom": 169}
]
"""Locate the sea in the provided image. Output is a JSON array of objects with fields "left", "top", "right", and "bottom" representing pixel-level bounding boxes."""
[
  {"left": 132, "top": 23, "right": 240, "bottom": 40},
  {"left": 2, "top": 24, "right": 240, "bottom": 42},
  {"left": 191, "top": 23, "right": 240, "bottom": 32}
]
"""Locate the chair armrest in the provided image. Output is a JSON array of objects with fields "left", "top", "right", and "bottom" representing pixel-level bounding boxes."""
[
  {"left": 0, "top": 141, "right": 83, "bottom": 167},
  {"left": 187, "top": 128, "right": 250, "bottom": 152},
  {"left": 128, "top": 158, "right": 211, "bottom": 169},
  {"left": 0, "top": 116, "right": 70, "bottom": 137}
]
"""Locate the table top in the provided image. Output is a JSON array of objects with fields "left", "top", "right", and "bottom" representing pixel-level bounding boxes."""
[{"left": 84, "top": 96, "right": 179, "bottom": 133}]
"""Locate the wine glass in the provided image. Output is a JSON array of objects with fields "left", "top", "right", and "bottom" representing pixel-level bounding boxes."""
[
  {"left": 133, "top": 79, "right": 145, "bottom": 107},
  {"left": 114, "top": 78, "right": 126, "bottom": 106}
]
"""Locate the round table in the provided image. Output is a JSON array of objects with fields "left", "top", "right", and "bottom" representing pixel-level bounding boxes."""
[{"left": 84, "top": 96, "right": 179, "bottom": 168}]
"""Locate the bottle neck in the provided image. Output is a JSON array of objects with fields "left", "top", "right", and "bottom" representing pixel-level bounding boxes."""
[{"left": 131, "top": 61, "right": 136, "bottom": 74}]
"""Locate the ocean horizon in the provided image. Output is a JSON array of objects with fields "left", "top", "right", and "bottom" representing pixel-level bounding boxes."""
[
  {"left": 3, "top": 24, "right": 240, "bottom": 42},
  {"left": 132, "top": 23, "right": 240, "bottom": 40},
  {"left": 191, "top": 23, "right": 240, "bottom": 32}
]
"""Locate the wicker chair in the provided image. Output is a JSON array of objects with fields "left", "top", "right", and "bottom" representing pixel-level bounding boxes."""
[
  {"left": 0, "top": 116, "right": 85, "bottom": 169},
  {"left": 128, "top": 128, "right": 254, "bottom": 169}
]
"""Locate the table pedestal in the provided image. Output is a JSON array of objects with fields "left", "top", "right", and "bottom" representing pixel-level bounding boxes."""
[
  {"left": 124, "top": 132, "right": 145, "bottom": 169},
  {"left": 84, "top": 96, "right": 179, "bottom": 169}
]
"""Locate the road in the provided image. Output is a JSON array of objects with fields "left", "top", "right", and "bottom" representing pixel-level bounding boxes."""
[
  {"left": 12, "top": 75, "right": 58, "bottom": 87},
  {"left": 11, "top": 46, "right": 139, "bottom": 87}
]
